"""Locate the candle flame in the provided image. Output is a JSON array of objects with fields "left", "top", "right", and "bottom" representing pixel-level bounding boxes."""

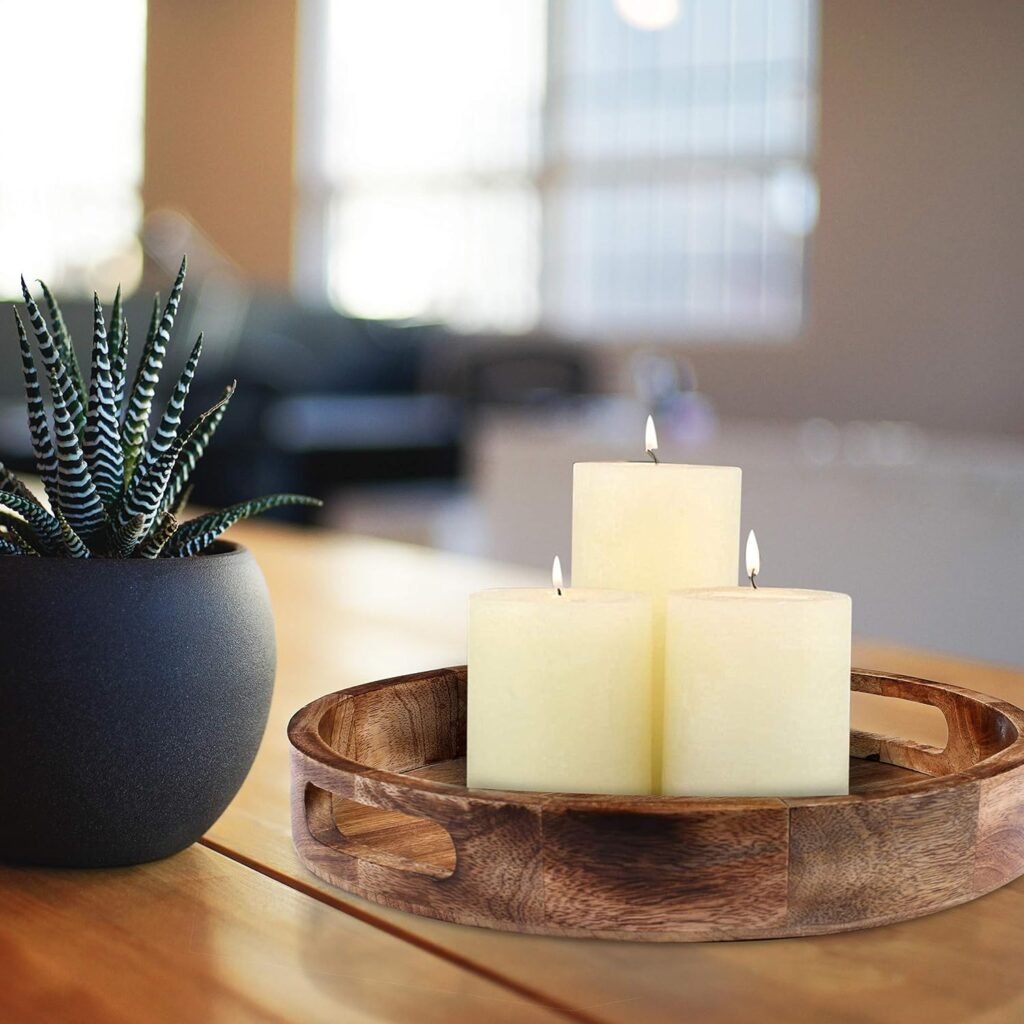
[
  {"left": 745, "top": 530, "right": 760, "bottom": 582},
  {"left": 645, "top": 415, "right": 658, "bottom": 457},
  {"left": 552, "top": 555, "right": 564, "bottom": 595}
]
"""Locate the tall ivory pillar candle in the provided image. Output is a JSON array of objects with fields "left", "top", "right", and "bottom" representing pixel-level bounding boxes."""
[
  {"left": 571, "top": 421, "right": 741, "bottom": 779},
  {"left": 662, "top": 587, "right": 852, "bottom": 797},
  {"left": 467, "top": 570, "right": 654, "bottom": 795}
]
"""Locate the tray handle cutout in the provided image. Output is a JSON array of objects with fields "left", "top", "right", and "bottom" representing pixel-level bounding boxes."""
[
  {"left": 851, "top": 670, "right": 1018, "bottom": 775},
  {"left": 852, "top": 691, "right": 948, "bottom": 749},
  {"left": 304, "top": 783, "right": 456, "bottom": 879}
]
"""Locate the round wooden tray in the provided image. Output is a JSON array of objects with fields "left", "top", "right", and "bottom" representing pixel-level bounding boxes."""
[{"left": 288, "top": 667, "right": 1024, "bottom": 941}]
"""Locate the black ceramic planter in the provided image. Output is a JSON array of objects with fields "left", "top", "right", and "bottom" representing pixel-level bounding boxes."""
[{"left": 0, "top": 542, "right": 275, "bottom": 867}]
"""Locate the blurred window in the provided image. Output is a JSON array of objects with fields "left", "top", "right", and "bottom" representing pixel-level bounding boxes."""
[
  {"left": 0, "top": 0, "right": 147, "bottom": 296},
  {"left": 298, "top": 0, "right": 818, "bottom": 341}
]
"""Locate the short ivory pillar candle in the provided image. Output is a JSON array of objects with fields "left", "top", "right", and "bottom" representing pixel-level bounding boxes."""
[
  {"left": 572, "top": 419, "right": 741, "bottom": 782},
  {"left": 467, "top": 560, "right": 654, "bottom": 795},
  {"left": 662, "top": 537, "right": 851, "bottom": 797}
]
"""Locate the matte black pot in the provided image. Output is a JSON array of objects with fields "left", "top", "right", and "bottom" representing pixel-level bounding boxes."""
[{"left": 0, "top": 542, "right": 275, "bottom": 867}]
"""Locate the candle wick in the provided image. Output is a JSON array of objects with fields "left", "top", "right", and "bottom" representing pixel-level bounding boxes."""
[
  {"left": 557, "top": 587, "right": 562, "bottom": 596},
  {"left": 749, "top": 572, "right": 758, "bottom": 590},
  {"left": 647, "top": 449, "right": 658, "bottom": 464}
]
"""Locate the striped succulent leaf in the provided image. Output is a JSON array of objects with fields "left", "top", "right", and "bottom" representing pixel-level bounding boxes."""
[
  {"left": 19, "top": 283, "right": 106, "bottom": 538},
  {"left": 84, "top": 294, "right": 124, "bottom": 509},
  {"left": 23, "top": 301, "right": 107, "bottom": 540},
  {"left": 118, "top": 380, "right": 231, "bottom": 541},
  {"left": 144, "top": 292, "right": 161, "bottom": 349},
  {"left": 50, "top": 419, "right": 106, "bottom": 543},
  {"left": 0, "top": 537, "right": 23, "bottom": 556},
  {"left": 38, "top": 279, "right": 87, "bottom": 426},
  {"left": 109, "top": 513, "right": 147, "bottom": 558},
  {"left": 0, "top": 490, "right": 63, "bottom": 552},
  {"left": 159, "top": 380, "right": 235, "bottom": 516},
  {"left": 0, "top": 495, "right": 62, "bottom": 555},
  {"left": 165, "top": 494, "right": 323, "bottom": 557},
  {"left": 120, "top": 293, "right": 159, "bottom": 435},
  {"left": 117, "top": 435, "right": 185, "bottom": 538},
  {"left": 13, "top": 310, "right": 60, "bottom": 511},
  {"left": 109, "top": 288, "right": 129, "bottom": 425},
  {"left": 122, "top": 257, "right": 187, "bottom": 477},
  {"left": 5, "top": 533, "right": 41, "bottom": 556},
  {"left": 21, "top": 277, "right": 87, "bottom": 439},
  {"left": 108, "top": 285, "right": 123, "bottom": 366},
  {"left": 0, "top": 461, "right": 42, "bottom": 509},
  {"left": 138, "top": 511, "right": 178, "bottom": 559},
  {"left": 0, "top": 512, "right": 43, "bottom": 555},
  {"left": 130, "top": 333, "right": 203, "bottom": 492},
  {"left": 10, "top": 257, "right": 320, "bottom": 557},
  {"left": 111, "top": 312, "right": 130, "bottom": 430},
  {"left": 54, "top": 507, "right": 90, "bottom": 558}
]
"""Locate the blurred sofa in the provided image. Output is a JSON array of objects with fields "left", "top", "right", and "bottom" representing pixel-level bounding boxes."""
[{"left": 0, "top": 276, "right": 594, "bottom": 521}]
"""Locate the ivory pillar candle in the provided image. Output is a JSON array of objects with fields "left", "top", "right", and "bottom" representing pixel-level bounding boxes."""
[
  {"left": 467, "top": 572, "right": 654, "bottom": 794},
  {"left": 571, "top": 459, "right": 742, "bottom": 592},
  {"left": 571, "top": 422, "right": 742, "bottom": 777},
  {"left": 662, "top": 587, "right": 852, "bottom": 797}
]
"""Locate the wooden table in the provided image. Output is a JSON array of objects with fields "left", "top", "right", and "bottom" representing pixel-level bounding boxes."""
[{"left": 4, "top": 522, "right": 1024, "bottom": 1023}]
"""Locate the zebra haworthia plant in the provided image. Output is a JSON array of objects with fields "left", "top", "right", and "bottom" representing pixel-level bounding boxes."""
[{"left": 1, "top": 256, "right": 320, "bottom": 559}]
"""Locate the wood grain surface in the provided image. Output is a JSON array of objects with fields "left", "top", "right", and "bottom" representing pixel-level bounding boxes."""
[
  {"left": 205, "top": 523, "right": 1024, "bottom": 1023},
  {"left": 7, "top": 519, "right": 1024, "bottom": 1023},
  {"left": 0, "top": 844, "right": 564, "bottom": 1024}
]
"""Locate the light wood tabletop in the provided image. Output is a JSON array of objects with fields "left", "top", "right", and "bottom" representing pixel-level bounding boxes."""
[{"left": 5, "top": 520, "right": 1024, "bottom": 1023}]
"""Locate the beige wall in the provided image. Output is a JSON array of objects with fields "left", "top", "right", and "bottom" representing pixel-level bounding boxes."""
[
  {"left": 144, "top": 0, "right": 298, "bottom": 286},
  {"left": 670, "top": 0, "right": 1024, "bottom": 435}
]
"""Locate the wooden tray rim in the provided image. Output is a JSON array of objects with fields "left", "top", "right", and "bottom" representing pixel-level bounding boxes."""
[{"left": 288, "top": 666, "right": 1024, "bottom": 810}]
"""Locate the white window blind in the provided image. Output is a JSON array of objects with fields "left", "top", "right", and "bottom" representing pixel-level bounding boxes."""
[{"left": 299, "top": 0, "right": 818, "bottom": 341}]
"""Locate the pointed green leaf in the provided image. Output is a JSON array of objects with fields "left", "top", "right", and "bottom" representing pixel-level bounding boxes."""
[
  {"left": 117, "top": 444, "right": 177, "bottom": 537},
  {"left": 13, "top": 310, "right": 60, "bottom": 511},
  {"left": 166, "top": 494, "right": 322, "bottom": 557},
  {"left": 0, "top": 490, "right": 63, "bottom": 551},
  {"left": 54, "top": 507, "right": 90, "bottom": 558},
  {"left": 122, "top": 257, "right": 187, "bottom": 477},
  {"left": 0, "top": 513, "right": 42, "bottom": 555},
  {"left": 108, "top": 284, "right": 123, "bottom": 366},
  {"left": 37, "top": 279, "right": 87, "bottom": 428},
  {"left": 117, "top": 375, "right": 228, "bottom": 537},
  {"left": 145, "top": 291, "right": 161, "bottom": 347},
  {"left": 111, "top": 310, "right": 130, "bottom": 431},
  {"left": 21, "top": 277, "right": 86, "bottom": 439},
  {"left": 129, "top": 332, "right": 203, "bottom": 493},
  {"left": 138, "top": 511, "right": 178, "bottom": 559},
  {"left": 109, "top": 512, "right": 146, "bottom": 558},
  {"left": 19, "top": 284, "right": 105, "bottom": 539},
  {"left": 159, "top": 379, "right": 233, "bottom": 517},
  {"left": 84, "top": 294, "right": 124, "bottom": 509},
  {"left": 0, "top": 461, "right": 42, "bottom": 509},
  {"left": 0, "top": 497, "right": 57, "bottom": 554}
]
